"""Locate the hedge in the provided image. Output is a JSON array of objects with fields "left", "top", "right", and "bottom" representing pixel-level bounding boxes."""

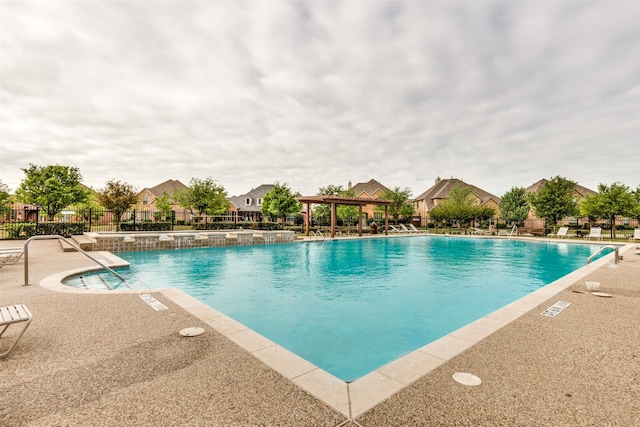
[{"left": 4, "top": 222, "right": 87, "bottom": 239}]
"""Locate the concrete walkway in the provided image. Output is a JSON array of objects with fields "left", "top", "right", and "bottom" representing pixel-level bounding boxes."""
[{"left": 1, "top": 238, "right": 639, "bottom": 426}]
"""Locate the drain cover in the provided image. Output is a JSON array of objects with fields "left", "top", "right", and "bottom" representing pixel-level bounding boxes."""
[
  {"left": 453, "top": 372, "right": 482, "bottom": 386},
  {"left": 179, "top": 327, "right": 205, "bottom": 337}
]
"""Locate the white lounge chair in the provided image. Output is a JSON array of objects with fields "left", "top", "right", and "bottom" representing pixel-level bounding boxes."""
[
  {"left": 471, "top": 227, "right": 489, "bottom": 235},
  {"left": 408, "top": 224, "right": 426, "bottom": 234},
  {"left": 551, "top": 227, "right": 569, "bottom": 238},
  {"left": 389, "top": 225, "right": 402, "bottom": 233},
  {"left": 0, "top": 247, "right": 24, "bottom": 266},
  {"left": 0, "top": 304, "right": 32, "bottom": 358},
  {"left": 584, "top": 227, "right": 602, "bottom": 241},
  {"left": 399, "top": 224, "right": 418, "bottom": 233},
  {"left": 630, "top": 229, "right": 640, "bottom": 243}
]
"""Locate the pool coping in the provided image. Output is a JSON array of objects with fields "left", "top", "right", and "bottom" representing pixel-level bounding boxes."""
[{"left": 37, "top": 238, "right": 631, "bottom": 419}]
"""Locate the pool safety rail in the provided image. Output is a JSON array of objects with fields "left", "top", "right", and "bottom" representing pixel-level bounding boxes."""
[
  {"left": 23, "top": 235, "right": 126, "bottom": 286},
  {"left": 587, "top": 244, "right": 620, "bottom": 264},
  {"left": 310, "top": 230, "right": 326, "bottom": 241}
]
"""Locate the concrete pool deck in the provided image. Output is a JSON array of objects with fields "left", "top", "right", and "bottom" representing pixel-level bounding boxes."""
[{"left": 1, "top": 237, "right": 639, "bottom": 425}]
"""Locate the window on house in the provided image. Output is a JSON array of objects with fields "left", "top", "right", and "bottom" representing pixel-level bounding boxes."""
[
  {"left": 245, "top": 198, "right": 252, "bottom": 206},
  {"left": 257, "top": 198, "right": 263, "bottom": 206},
  {"left": 143, "top": 195, "right": 148, "bottom": 205}
]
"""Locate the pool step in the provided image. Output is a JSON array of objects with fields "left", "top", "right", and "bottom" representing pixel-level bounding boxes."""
[{"left": 60, "top": 235, "right": 95, "bottom": 252}]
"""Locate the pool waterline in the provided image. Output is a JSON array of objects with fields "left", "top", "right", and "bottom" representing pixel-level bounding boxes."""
[{"left": 43, "top": 235, "right": 623, "bottom": 418}]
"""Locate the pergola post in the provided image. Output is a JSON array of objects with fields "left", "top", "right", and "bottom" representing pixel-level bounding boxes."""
[
  {"left": 331, "top": 202, "right": 337, "bottom": 238},
  {"left": 385, "top": 206, "right": 389, "bottom": 235},
  {"left": 358, "top": 205, "right": 363, "bottom": 236},
  {"left": 305, "top": 201, "right": 311, "bottom": 236}
]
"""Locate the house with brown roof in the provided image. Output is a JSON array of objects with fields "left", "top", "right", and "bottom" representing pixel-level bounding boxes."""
[
  {"left": 228, "top": 184, "right": 275, "bottom": 222},
  {"left": 348, "top": 179, "right": 392, "bottom": 223},
  {"left": 524, "top": 179, "right": 597, "bottom": 228},
  {"left": 134, "top": 179, "right": 189, "bottom": 221},
  {"left": 412, "top": 177, "right": 501, "bottom": 227}
]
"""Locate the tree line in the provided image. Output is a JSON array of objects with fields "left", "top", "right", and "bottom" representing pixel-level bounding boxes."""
[{"left": 2, "top": 165, "right": 639, "bottom": 236}]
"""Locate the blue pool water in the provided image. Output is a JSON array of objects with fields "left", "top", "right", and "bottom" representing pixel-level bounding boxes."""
[{"left": 65, "top": 236, "right": 606, "bottom": 381}]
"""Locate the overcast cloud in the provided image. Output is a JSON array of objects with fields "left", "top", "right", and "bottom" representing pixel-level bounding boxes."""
[{"left": 1, "top": 1, "right": 639, "bottom": 198}]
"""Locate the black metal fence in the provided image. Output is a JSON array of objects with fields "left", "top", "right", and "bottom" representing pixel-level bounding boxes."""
[{"left": 0, "top": 207, "right": 283, "bottom": 239}]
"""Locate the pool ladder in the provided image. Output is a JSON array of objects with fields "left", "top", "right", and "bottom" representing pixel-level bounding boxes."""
[
  {"left": 587, "top": 245, "right": 620, "bottom": 264},
  {"left": 310, "top": 230, "right": 325, "bottom": 242},
  {"left": 508, "top": 224, "right": 518, "bottom": 239}
]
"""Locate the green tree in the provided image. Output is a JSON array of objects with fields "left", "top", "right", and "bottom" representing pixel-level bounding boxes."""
[
  {"left": 96, "top": 180, "right": 138, "bottom": 230},
  {"left": 75, "top": 188, "right": 104, "bottom": 224},
  {"left": 375, "top": 187, "right": 413, "bottom": 223},
  {"left": 499, "top": 187, "right": 530, "bottom": 226},
  {"left": 261, "top": 182, "right": 301, "bottom": 224},
  {"left": 527, "top": 176, "right": 578, "bottom": 234},
  {"left": 176, "top": 178, "right": 229, "bottom": 215},
  {"left": 154, "top": 192, "right": 174, "bottom": 221},
  {"left": 15, "top": 164, "right": 88, "bottom": 220},
  {"left": 428, "top": 204, "right": 450, "bottom": 229},
  {"left": 337, "top": 189, "right": 359, "bottom": 227},
  {"left": 0, "top": 180, "right": 12, "bottom": 217},
  {"left": 442, "top": 184, "right": 477, "bottom": 229},
  {"left": 580, "top": 182, "right": 635, "bottom": 239},
  {"left": 313, "top": 185, "right": 344, "bottom": 226},
  {"left": 629, "top": 187, "right": 640, "bottom": 227},
  {"left": 475, "top": 205, "right": 497, "bottom": 226}
]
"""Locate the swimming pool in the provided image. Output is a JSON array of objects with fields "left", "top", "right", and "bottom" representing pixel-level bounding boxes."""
[{"left": 65, "top": 236, "right": 605, "bottom": 381}]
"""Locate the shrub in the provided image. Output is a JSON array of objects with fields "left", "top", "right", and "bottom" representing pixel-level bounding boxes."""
[{"left": 4, "top": 222, "right": 87, "bottom": 239}]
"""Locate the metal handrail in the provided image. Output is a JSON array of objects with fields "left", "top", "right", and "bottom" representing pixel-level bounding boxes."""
[
  {"left": 23, "top": 235, "right": 126, "bottom": 286},
  {"left": 587, "top": 245, "right": 620, "bottom": 264},
  {"left": 310, "top": 230, "right": 325, "bottom": 241},
  {"left": 509, "top": 224, "right": 518, "bottom": 239}
]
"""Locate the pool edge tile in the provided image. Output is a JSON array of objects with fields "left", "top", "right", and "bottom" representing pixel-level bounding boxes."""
[
  {"left": 349, "top": 372, "right": 405, "bottom": 418},
  {"left": 226, "top": 328, "right": 277, "bottom": 353},
  {"left": 292, "top": 369, "right": 350, "bottom": 417},
  {"left": 253, "top": 345, "right": 317, "bottom": 379},
  {"left": 377, "top": 351, "right": 445, "bottom": 385}
]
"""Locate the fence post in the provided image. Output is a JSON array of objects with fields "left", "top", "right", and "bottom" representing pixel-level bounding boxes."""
[
  {"left": 89, "top": 208, "right": 93, "bottom": 232},
  {"left": 132, "top": 209, "right": 136, "bottom": 230},
  {"left": 171, "top": 210, "right": 175, "bottom": 230}
]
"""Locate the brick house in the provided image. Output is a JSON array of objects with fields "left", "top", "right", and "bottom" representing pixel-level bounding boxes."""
[
  {"left": 348, "top": 179, "right": 392, "bottom": 223},
  {"left": 228, "top": 184, "right": 275, "bottom": 222},
  {"left": 412, "top": 177, "right": 501, "bottom": 227},
  {"left": 134, "top": 179, "right": 189, "bottom": 221}
]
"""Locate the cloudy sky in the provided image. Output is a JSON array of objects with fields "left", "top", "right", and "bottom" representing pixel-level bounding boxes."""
[{"left": 1, "top": 1, "right": 639, "bottom": 198}]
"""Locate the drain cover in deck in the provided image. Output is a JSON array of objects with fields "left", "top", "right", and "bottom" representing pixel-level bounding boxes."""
[
  {"left": 179, "top": 327, "right": 205, "bottom": 337},
  {"left": 453, "top": 372, "right": 482, "bottom": 386}
]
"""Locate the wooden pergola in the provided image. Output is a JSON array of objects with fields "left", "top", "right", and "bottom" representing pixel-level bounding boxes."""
[{"left": 297, "top": 195, "right": 393, "bottom": 238}]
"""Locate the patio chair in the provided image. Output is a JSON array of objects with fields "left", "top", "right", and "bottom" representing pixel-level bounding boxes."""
[
  {"left": 471, "top": 227, "right": 489, "bottom": 235},
  {"left": 0, "top": 247, "right": 24, "bottom": 266},
  {"left": 0, "top": 304, "right": 32, "bottom": 358},
  {"left": 408, "top": 224, "right": 425, "bottom": 233},
  {"left": 630, "top": 229, "right": 640, "bottom": 243},
  {"left": 389, "top": 225, "right": 402, "bottom": 233},
  {"left": 584, "top": 227, "right": 602, "bottom": 241},
  {"left": 399, "top": 224, "right": 418, "bottom": 233},
  {"left": 551, "top": 227, "right": 569, "bottom": 238}
]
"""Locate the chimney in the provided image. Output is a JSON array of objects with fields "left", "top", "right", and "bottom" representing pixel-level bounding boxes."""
[{"left": 348, "top": 180, "right": 352, "bottom": 190}]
